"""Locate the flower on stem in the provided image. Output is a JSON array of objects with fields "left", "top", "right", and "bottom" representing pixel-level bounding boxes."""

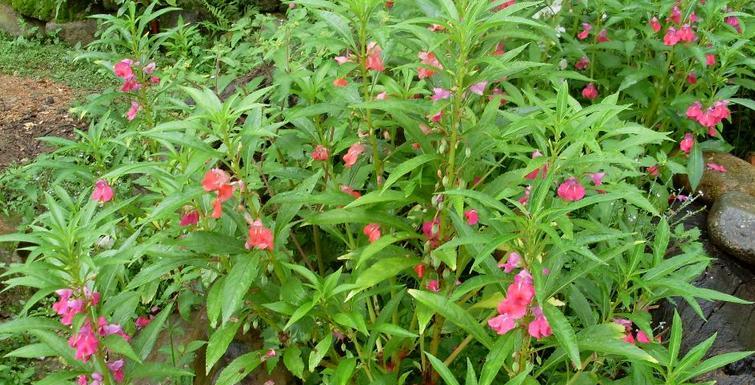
[
  {"left": 527, "top": 306, "right": 552, "bottom": 339},
  {"left": 663, "top": 27, "right": 680, "bottom": 46},
  {"left": 669, "top": 6, "right": 682, "bottom": 25},
  {"left": 126, "top": 101, "right": 141, "bottom": 121},
  {"left": 426, "top": 280, "right": 440, "bottom": 292},
  {"left": 725, "top": 15, "right": 742, "bottom": 33},
  {"left": 464, "top": 209, "right": 479, "bottom": 225},
  {"left": 575, "top": 56, "right": 590, "bottom": 70},
  {"left": 68, "top": 321, "right": 99, "bottom": 362},
  {"left": 647, "top": 165, "right": 659, "bottom": 177},
  {"left": 582, "top": 83, "right": 598, "bottom": 100},
  {"left": 470, "top": 81, "right": 488, "bottom": 95},
  {"left": 135, "top": 316, "right": 152, "bottom": 330},
  {"left": 143, "top": 62, "right": 156, "bottom": 74},
  {"left": 679, "top": 132, "right": 694, "bottom": 154},
  {"left": 577, "top": 23, "right": 592, "bottom": 40},
  {"left": 311, "top": 145, "right": 329, "bottom": 161},
  {"left": 343, "top": 143, "right": 365, "bottom": 168},
  {"left": 650, "top": 16, "right": 662, "bottom": 32},
  {"left": 180, "top": 210, "right": 200, "bottom": 227},
  {"left": 333, "top": 78, "right": 348, "bottom": 87},
  {"left": 120, "top": 77, "right": 141, "bottom": 92},
  {"left": 363, "top": 223, "right": 381, "bottom": 243},
  {"left": 492, "top": 42, "right": 505, "bottom": 56},
  {"left": 365, "top": 42, "right": 385, "bottom": 72},
  {"left": 91, "top": 180, "right": 114, "bottom": 203},
  {"left": 557, "top": 177, "right": 586, "bottom": 201},
  {"left": 246, "top": 219, "right": 274, "bottom": 251},
  {"left": 498, "top": 252, "right": 521, "bottom": 273},
  {"left": 340, "top": 185, "right": 362, "bottom": 199},
  {"left": 417, "top": 51, "right": 442, "bottom": 79},
  {"left": 414, "top": 264, "right": 425, "bottom": 278},
  {"left": 107, "top": 360, "right": 125, "bottom": 383},
  {"left": 705, "top": 53, "right": 716, "bottom": 66},
  {"left": 590, "top": 172, "right": 605, "bottom": 186},
  {"left": 431, "top": 87, "right": 451, "bottom": 101},
  {"left": 597, "top": 29, "right": 609, "bottom": 42},
  {"left": 113, "top": 59, "right": 133, "bottom": 79},
  {"left": 524, "top": 150, "right": 548, "bottom": 180},
  {"left": 687, "top": 71, "right": 697, "bottom": 85}
]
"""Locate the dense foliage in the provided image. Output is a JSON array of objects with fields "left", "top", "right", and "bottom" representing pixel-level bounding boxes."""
[{"left": 1, "top": 1, "right": 754, "bottom": 384}]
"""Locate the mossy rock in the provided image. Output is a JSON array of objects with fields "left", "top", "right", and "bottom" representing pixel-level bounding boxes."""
[{"left": 6, "top": 0, "right": 87, "bottom": 21}]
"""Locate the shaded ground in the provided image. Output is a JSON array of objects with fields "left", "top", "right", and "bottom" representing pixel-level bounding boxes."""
[{"left": 0, "top": 74, "right": 83, "bottom": 169}]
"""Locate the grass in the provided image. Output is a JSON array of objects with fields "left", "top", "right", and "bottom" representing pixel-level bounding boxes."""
[{"left": 0, "top": 32, "right": 114, "bottom": 90}]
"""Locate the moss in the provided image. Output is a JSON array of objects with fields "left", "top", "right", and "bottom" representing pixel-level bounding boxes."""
[{"left": 7, "top": 0, "right": 88, "bottom": 21}]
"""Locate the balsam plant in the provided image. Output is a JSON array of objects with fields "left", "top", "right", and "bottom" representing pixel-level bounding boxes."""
[{"left": 1, "top": 1, "right": 753, "bottom": 385}]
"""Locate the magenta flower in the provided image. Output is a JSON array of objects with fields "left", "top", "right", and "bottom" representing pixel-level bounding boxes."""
[
  {"left": 68, "top": 322, "right": 99, "bottom": 362},
  {"left": 581, "top": 83, "right": 598, "bottom": 100},
  {"left": 488, "top": 313, "right": 517, "bottom": 335},
  {"left": 725, "top": 15, "right": 742, "bottom": 33},
  {"left": 597, "top": 29, "right": 609, "bottom": 42},
  {"left": 135, "top": 316, "right": 152, "bottom": 330},
  {"left": 687, "top": 72, "right": 697, "bottom": 85},
  {"left": 497, "top": 270, "right": 535, "bottom": 319},
  {"left": 92, "top": 179, "right": 114, "bottom": 203},
  {"left": 590, "top": 172, "right": 605, "bottom": 186},
  {"left": 113, "top": 59, "right": 133, "bottom": 79},
  {"left": 311, "top": 144, "right": 329, "bottom": 161},
  {"left": 180, "top": 210, "right": 200, "bottom": 227},
  {"left": 418, "top": 51, "right": 443, "bottom": 79},
  {"left": 525, "top": 150, "right": 548, "bottom": 180},
  {"left": 650, "top": 16, "right": 662, "bottom": 33},
  {"left": 431, "top": 87, "right": 451, "bottom": 101},
  {"left": 126, "top": 101, "right": 140, "bottom": 121},
  {"left": 677, "top": 24, "right": 696, "bottom": 42},
  {"left": 120, "top": 77, "right": 141, "bottom": 92},
  {"left": 705, "top": 54, "right": 716, "bottom": 66},
  {"left": 527, "top": 306, "right": 552, "bottom": 339},
  {"left": 663, "top": 27, "right": 680, "bottom": 46},
  {"left": 428, "top": 110, "right": 443, "bottom": 123},
  {"left": 575, "top": 56, "right": 590, "bottom": 70},
  {"left": 498, "top": 252, "right": 521, "bottom": 273},
  {"left": 107, "top": 360, "right": 125, "bottom": 383},
  {"left": 143, "top": 62, "right": 156, "bottom": 74},
  {"left": 422, "top": 218, "right": 440, "bottom": 242},
  {"left": 679, "top": 133, "right": 694, "bottom": 154},
  {"left": 376, "top": 91, "right": 387, "bottom": 100},
  {"left": 464, "top": 209, "right": 479, "bottom": 225},
  {"left": 557, "top": 178, "right": 586, "bottom": 201},
  {"left": 669, "top": 6, "right": 682, "bottom": 25},
  {"left": 426, "top": 280, "right": 440, "bottom": 292}
]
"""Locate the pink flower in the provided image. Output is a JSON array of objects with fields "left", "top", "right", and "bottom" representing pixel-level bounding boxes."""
[
  {"left": 265, "top": 348, "right": 277, "bottom": 358},
  {"left": 333, "top": 78, "right": 348, "bottom": 87},
  {"left": 597, "top": 29, "right": 609, "bottom": 42},
  {"left": 431, "top": 88, "right": 451, "bottom": 101},
  {"left": 68, "top": 322, "right": 99, "bottom": 362},
  {"left": 135, "top": 316, "right": 152, "bottom": 330},
  {"left": 636, "top": 330, "right": 651, "bottom": 344},
  {"left": 647, "top": 165, "right": 659, "bottom": 177},
  {"left": 340, "top": 185, "right": 362, "bottom": 199},
  {"left": 428, "top": 111, "right": 443, "bottom": 123},
  {"left": 414, "top": 264, "right": 425, "bottom": 278},
  {"left": 60, "top": 299, "right": 85, "bottom": 326},
  {"left": 663, "top": 27, "right": 680, "bottom": 46},
  {"left": 464, "top": 209, "right": 479, "bottom": 225},
  {"left": 470, "top": 81, "right": 488, "bottom": 95},
  {"left": 582, "top": 83, "right": 598, "bottom": 100},
  {"left": 498, "top": 252, "right": 521, "bottom": 273},
  {"left": 575, "top": 56, "right": 590, "bottom": 70},
  {"left": 78, "top": 375, "right": 88, "bottom": 385},
  {"left": 706, "top": 162, "right": 727, "bottom": 173},
  {"left": 687, "top": 72, "right": 697, "bottom": 85},
  {"left": 363, "top": 223, "right": 381, "bottom": 243},
  {"left": 577, "top": 23, "right": 592, "bottom": 40},
  {"left": 527, "top": 306, "right": 552, "bottom": 339},
  {"left": 492, "top": 42, "right": 505, "bottom": 56},
  {"left": 518, "top": 185, "right": 531, "bottom": 205},
  {"left": 590, "top": 172, "right": 605, "bottom": 186},
  {"left": 418, "top": 51, "right": 442, "bottom": 79},
  {"left": 705, "top": 54, "right": 716, "bottom": 66},
  {"left": 376, "top": 91, "right": 388, "bottom": 100},
  {"left": 690, "top": 11, "right": 698, "bottom": 23},
  {"left": 428, "top": 24, "right": 445, "bottom": 32},
  {"left": 525, "top": 150, "right": 548, "bottom": 180},
  {"left": 180, "top": 210, "right": 200, "bottom": 227},
  {"left": 677, "top": 24, "right": 696, "bottom": 43},
  {"left": 343, "top": 143, "right": 365, "bottom": 168},
  {"left": 92, "top": 179, "right": 114, "bottom": 203},
  {"left": 366, "top": 42, "right": 385, "bottom": 72},
  {"left": 426, "top": 280, "right": 440, "bottom": 292},
  {"left": 311, "top": 145, "right": 329, "bottom": 161},
  {"left": 557, "top": 177, "right": 586, "bottom": 201},
  {"left": 120, "top": 77, "right": 141, "bottom": 92},
  {"left": 52, "top": 289, "right": 73, "bottom": 315},
  {"left": 97, "top": 317, "right": 126, "bottom": 338},
  {"left": 669, "top": 6, "right": 682, "bottom": 25},
  {"left": 202, "top": 169, "right": 230, "bottom": 192},
  {"left": 149, "top": 76, "right": 160, "bottom": 85},
  {"left": 686, "top": 101, "right": 703, "bottom": 120},
  {"left": 143, "top": 62, "right": 156, "bottom": 74},
  {"left": 497, "top": 271, "right": 535, "bottom": 319},
  {"left": 246, "top": 219, "right": 274, "bottom": 251},
  {"left": 679, "top": 132, "right": 694, "bottom": 154},
  {"left": 710, "top": 100, "right": 730, "bottom": 121},
  {"left": 113, "top": 59, "right": 133, "bottom": 79},
  {"left": 334, "top": 55, "right": 351, "bottom": 65},
  {"left": 90, "top": 373, "right": 103, "bottom": 385},
  {"left": 488, "top": 313, "right": 517, "bottom": 335},
  {"left": 422, "top": 218, "right": 440, "bottom": 241},
  {"left": 107, "top": 360, "right": 125, "bottom": 383},
  {"left": 650, "top": 16, "right": 662, "bottom": 32},
  {"left": 126, "top": 101, "right": 140, "bottom": 121},
  {"left": 725, "top": 16, "right": 742, "bottom": 33}
]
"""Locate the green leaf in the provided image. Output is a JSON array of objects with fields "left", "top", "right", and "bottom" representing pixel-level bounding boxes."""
[
  {"left": 353, "top": 257, "right": 419, "bottom": 292},
  {"left": 681, "top": 351, "right": 754, "bottom": 381},
  {"left": 103, "top": 334, "right": 142, "bottom": 363},
  {"left": 669, "top": 311, "right": 682, "bottom": 367},
  {"left": 215, "top": 352, "right": 261, "bottom": 385},
  {"left": 309, "top": 333, "right": 333, "bottom": 372},
  {"left": 382, "top": 154, "right": 439, "bottom": 192},
  {"left": 687, "top": 142, "right": 703, "bottom": 191},
  {"left": 284, "top": 346, "right": 305, "bottom": 379},
  {"left": 425, "top": 352, "right": 461, "bottom": 385},
  {"left": 653, "top": 218, "right": 670, "bottom": 265},
  {"left": 332, "top": 357, "right": 357, "bottom": 385},
  {"left": 4, "top": 343, "right": 56, "bottom": 358},
  {"left": 408, "top": 289, "right": 494, "bottom": 349},
  {"left": 542, "top": 304, "right": 581, "bottom": 367},
  {"left": 729, "top": 98, "right": 755, "bottom": 111},
  {"left": 284, "top": 300, "right": 316, "bottom": 330},
  {"left": 479, "top": 332, "right": 518, "bottom": 385},
  {"left": 178, "top": 231, "right": 248, "bottom": 255},
  {"left": 222, "top": 255, "right": 260, "bottom": 324},
  {"left": 0, "top": 317, "right": 61, "bottom": 334},
  {"left": 374, "top": 323, "right": 419, "bottom": 338},
  {"left": 316, "top": 11, "right": 356, "bottom": 49},
  {"left": 132, "top": 303, "right": 173, "bottom": 361},
  {"left": 206, "top": 322, "right": 241, "bottom": 374}
]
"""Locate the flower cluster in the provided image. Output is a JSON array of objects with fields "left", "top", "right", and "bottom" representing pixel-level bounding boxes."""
[
  {"left": 488, "top": 270, "right": 552, "bottom": 339},
  {"left": 685, "top": 100, "right": 731, "bottom": 135},
  {"left": 112, "top": 59, "right": 160, "bottom": 121},
  {"left": 613, "top": 318, "right": 655, "bottom": 344},
  {"left": 202, "top": 168, "right": 241, "bottom": 218}
]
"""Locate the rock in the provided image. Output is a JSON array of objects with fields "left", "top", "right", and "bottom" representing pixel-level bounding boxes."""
[
  {"left": 656, "top": 200, "right": 755, "bottom": 385},
  {"left": 678, "top": 152, "right": 755, "bottom": 203},
  {"left": 0, "top": 2, "right": 43, "bottom": 37},
  {"left": 708, "top": 191, "right": 755, "bottom": 266},
  {"left": 45, "top": 19, "right": 97, "bottom": 45}
]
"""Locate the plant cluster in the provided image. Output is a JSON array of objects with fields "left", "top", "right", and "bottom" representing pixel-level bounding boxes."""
[{"left": 1, "top": 1, "right": 754, "bottom": 385}]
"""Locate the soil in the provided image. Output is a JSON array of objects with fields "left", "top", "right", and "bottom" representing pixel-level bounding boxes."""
[{"left": 0, "top": 74, "right": 84, "bottom": 170}]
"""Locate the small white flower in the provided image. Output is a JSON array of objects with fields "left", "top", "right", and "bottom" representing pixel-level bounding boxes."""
[
  {"left": 96, "top": 235, "right": 115, "bottom": 249},
  {"left": 559, "top": 58, "right": 568, "bottom": 70},
  {"left": 555, "top": 25, "right": 566, "bottom": 38}
]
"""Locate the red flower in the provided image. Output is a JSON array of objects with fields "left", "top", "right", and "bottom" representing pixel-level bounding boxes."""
[
  {"left": 426, "top": 280, "right": 440, "bottom": 292},
  {"left": 669, "top": 6, "right": 682, "bottom": 25},
  {"left": 575, "top": 56, "right": 590, "bottom": 70},
  {"left": 677, "top": 24, "right": 696, "bottom": 42},
  {"left": 647, "top": 165, "right": 660, "bottom": 177},
  {"left": 464, "top": 209, "right": 479, "bottom": 225},
  {"left": 91, "top": 180, "right": 114, "bottom": 203},
  {"left": 581, "top": 83, "right": 598, "bottom": 100},
  {"left": 492, "top": 42, "right": 505, "bottom": 56},
  {"left": 418, "top": 51, "right": 442, "bottom": 79},
  {"left": 180, "top": 210, "right": 200, "bottom": 227},
  {"left": 333, "top": 78, "right": 348, "bottom": 87},
  {"left": 363, "top": 223, "right": 381, "bottom": 243},
  {"left": 202, "top": 169, "right": 230, "bottom": 192},
  {"left": 246, "top": 219, "right": 274, "bottom": 251},
  {"left": 385, "top": 0, "right": 394, "bottom": 8},
  {"left": 597, "top": 29, "right": 609, "bottom": 42},
  {"left": 120, "top": 77, "right": 141, "bottom": 92},
  {"left": 414, "top": 264, "right": 425, "bottom": 278},
  {"left": 107, "top": 360, "right": 125, "bottom": 383},
  {"left": 705, "top": 54, "right": 716, "bottom": 66},
  {"left": 686, "top": 72, "right": 697, "bottom": 85},
  {"left": 135, "top": 316, "right": 152, "bottom": 330},
  {"left": 365, "top": 42, "right": 385, "bottom": 72},
  {"left": 557, "top": 177, "right": 586, "bottom": 201},
  {"left": 577, "top": 23, "right": 592, "bottom": 40},
  {"left": 340, "top": 185, "right": 362, "bottom": 199}
]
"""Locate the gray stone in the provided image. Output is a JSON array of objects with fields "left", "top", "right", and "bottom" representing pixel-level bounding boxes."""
[
  {"left": 678, "top": 152, "right": 755, "bottom": 203},
  {"left": 45, "top": 19, "right": 97, "bottom": 46},
  {"left": 708, "top": 191, "right": 755, "bottom": 266},
  {"left": 0, "top": 2, "right": 43, "bottom": 37}
]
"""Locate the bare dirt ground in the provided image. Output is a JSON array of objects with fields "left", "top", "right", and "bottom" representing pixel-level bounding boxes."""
[{"left": 0, "top": 74, "right": 84, "bottom": 169}]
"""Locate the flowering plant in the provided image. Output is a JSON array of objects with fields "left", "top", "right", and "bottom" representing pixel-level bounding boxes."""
[{"left": 1, "top": 1, "right": 753, "bottom": 384}]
